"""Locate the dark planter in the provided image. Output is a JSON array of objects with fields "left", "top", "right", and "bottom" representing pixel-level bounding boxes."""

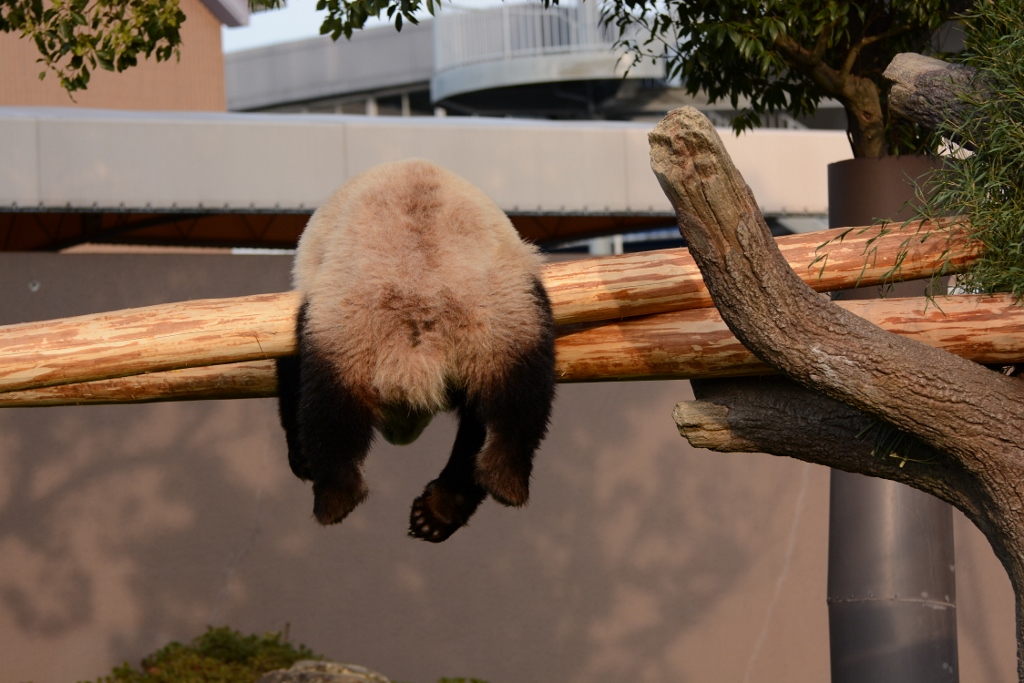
[{"left": 826, "top": 155, "right": 959, "bottom": 683}]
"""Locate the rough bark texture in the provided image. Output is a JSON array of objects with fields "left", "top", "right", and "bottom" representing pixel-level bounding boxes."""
[
  {"left": 651, "top": 106, "right": 1024, "bottom": 679},
  {"left": 673, "top": 377, "right": 978, "bottom": 521},
  {"left": 885, "top": 52, "right": 984, "bottom": 137}
]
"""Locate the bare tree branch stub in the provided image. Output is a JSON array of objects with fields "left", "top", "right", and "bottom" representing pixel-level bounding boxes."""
[{"left": 885, "top": 52, "right": 984, "bottom": 134}]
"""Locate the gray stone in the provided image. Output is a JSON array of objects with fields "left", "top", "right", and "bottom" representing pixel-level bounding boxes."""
[{"left": 256, "top": 660, "right": 391, "bottom": 683}]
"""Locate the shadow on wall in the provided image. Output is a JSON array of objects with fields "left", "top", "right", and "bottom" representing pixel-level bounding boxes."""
[{"left": 0, "top": 253, "right": 837, "bottom": 683}]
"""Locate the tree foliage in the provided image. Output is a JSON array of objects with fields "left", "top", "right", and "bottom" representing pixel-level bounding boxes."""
[
  {"left": 2, "top": 0, "right": 966, "bottom": 154},
  {"left": 603, "top": 0, "right": 969, "bottom": 157},
  {"left": 0, "top": 0, "right": 186, "bottom": 93},
  {"left": 0, "top": 0, "right": 289, "bottom": 93},
  {"left": 88, "top": 626, "right": 320, "bottom": 683},
  {"left": 256, "top": 0, "right": 969, "bottom": 157},
  {"left": 919, "top": 0, "right": 1024, "bottom": 299}
]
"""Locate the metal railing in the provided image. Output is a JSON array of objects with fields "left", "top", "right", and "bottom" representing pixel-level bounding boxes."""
[{"left": 434, "top": 1, "right": 617, "bottom": 73}]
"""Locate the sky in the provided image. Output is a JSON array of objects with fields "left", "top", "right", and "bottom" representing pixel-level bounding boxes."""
[
  {"left": 222, "top": 0, "right": 333, "bottom": 53},
  {"left": 221, "top": 0, "right": 508, "bottom": 53}
]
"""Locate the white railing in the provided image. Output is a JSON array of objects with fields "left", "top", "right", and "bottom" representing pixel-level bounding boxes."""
[{"left": 434, "top": 1, "right": 617, "bottom": 73}]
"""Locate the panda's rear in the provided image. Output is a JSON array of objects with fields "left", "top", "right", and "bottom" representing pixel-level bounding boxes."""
[
  {"left": 279, "top": 159, "right": 556, "bottom": 540},
  {"left": 296, "top": 159, "right": 545, "bottom": 415}
]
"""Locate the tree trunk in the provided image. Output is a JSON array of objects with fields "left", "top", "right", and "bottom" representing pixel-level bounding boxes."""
[
  {"left": 651, "top": 106, "right": 1024, "bottom": 679},
  {"left": 842, "top": 76, "right": 888, "bottom": 158}
]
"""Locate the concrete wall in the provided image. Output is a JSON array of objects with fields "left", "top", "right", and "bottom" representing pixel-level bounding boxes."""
[
  {"left": 225, "top": 22, "right": 435, "bottom": 112},
  {"left": 0, "top": 254, "right": 1015, "bottom": 683},
  {"left": 0, "top": 108, "right": 850, "bottom": 217},
  {"left": 0, "top": 0, "right": 226, "bottom": 111}
]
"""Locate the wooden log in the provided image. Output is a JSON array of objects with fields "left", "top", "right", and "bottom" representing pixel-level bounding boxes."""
[
  {"left": 0, "top": 222, "right": 975, "bottom": 396},
  {"left": 557, "top": 293, "right": 1024, "bottom": 381},
  {"left": 3, "top": 293, "right": 1020, "bottom": 406},
  {"left": 0, "top": 292, "right": 302, "bottom": 395},
  {"left": 542, "top": 218, "right": 972, "bottom": 324},
  {"left": 0, "top": 361, "right": 279, "bottom": 406}
]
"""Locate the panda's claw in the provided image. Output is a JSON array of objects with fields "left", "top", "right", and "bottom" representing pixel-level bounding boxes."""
[
  {"left": 408, "top": 490, "right": 459, "bottom": 543},
  {"left": 408, "top": 479, "right": 486, "bottom": 543}
]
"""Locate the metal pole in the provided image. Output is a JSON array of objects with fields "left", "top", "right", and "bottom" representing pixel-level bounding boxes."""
[{"left": 827, "top": 156, "right": 958, "bottom": 683}]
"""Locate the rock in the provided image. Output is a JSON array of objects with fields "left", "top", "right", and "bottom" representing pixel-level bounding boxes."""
[{"left": 256, "top": 660, "right": 391, "bottom": 683}]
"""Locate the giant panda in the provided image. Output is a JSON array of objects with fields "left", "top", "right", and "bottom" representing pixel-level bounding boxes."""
[{"left": 276, "top": 159, "right": 557, "bottom": 543}]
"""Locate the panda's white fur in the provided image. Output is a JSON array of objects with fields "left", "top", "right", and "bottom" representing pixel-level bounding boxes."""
[
  {"left": 295, "top": 159, "right": 546, "bottom": 415},
  {"left": 279, "top": 159, "right": 556, "bottom": 542}
]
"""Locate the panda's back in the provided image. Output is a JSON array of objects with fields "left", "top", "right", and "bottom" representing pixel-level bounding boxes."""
[{"left": 295, "top": 159, "right": 546, "bottom": 411}]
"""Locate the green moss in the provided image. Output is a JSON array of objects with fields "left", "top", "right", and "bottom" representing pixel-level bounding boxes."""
[
  {"left": 84, "top": 627, "right": 494, "bottom": 683},
  {"left": 85, "top": 627, "right": 322, "bottom": 683}
]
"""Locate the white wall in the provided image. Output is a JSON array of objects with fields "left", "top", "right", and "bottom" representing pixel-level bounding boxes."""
[{"left": 0, "top": 107, "right": 850, "bottom": 217}]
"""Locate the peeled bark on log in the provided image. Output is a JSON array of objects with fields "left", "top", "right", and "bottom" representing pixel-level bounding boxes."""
[
  {"left": 651, "top": 106, "right": 1024, "bottom": 679},
  {"left": 885, "top": 52, "right": 984, "bottom": 134},
  {"left": 543, "top": 218, "right": 972, "bottom": 324},
  {"left": 4, "top": 293, "right": 1024, "bottom": 405},
  {"left": 0, "top": 292, "right": 301, "bottom": 395},
  {"left": 0, "top": 223, "right": 975, "bottom": 396},
  {"left": 0, "top": 361, "right": 279, "bottom": 406},
  {"left": 557, "top": 293, "right": 1024, "bottom": 381}
]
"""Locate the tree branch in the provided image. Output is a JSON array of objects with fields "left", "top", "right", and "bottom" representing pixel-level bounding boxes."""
[
  {"left": 651, "top": 108, "right": 1024, "bottom": 676},
  {"left": 773, "top": 33, "right": 886, "bottom": 157},
  {"left": 884, "top": 52, "right": 984, "bottom": 135},
  {"left": 774, "top": 32, "right": 844, "bottom": 95},
  {"left": 841, "top": 26, "right": 913, "bottom": 78},
  {"left": 648, "top": 107, "right": 1024, "bottom": 470},
  {"left": 673, "top": 376, "right": 989, "bottom": 530}
]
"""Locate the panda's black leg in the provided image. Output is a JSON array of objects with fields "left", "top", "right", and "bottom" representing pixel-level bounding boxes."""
[
  {"left": 475, "top": 281, "right": 556, "bottom": 507},
  {"left": 277, "top": 302, "right": 312, "bottom": 480},
  {"left": 276, "top": 354, "right": 310, "bottom": 480},
  {"left": 409, "top": 399, "right": 488, "bottom": 543},
  {"left": 299, "top": 333, "right": 376, "bottom": 526}
]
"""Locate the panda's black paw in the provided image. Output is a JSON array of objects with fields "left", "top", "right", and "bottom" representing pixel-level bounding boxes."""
[
  {"left": 312, "top": 477, "right": 368, "bottom": 525},
  {"left": 409, "top": 496, "right": 459, "bottom": 543},
  {"left": 475, "top": 460, "right": 530, "bottom": 508},
  {"left": 408, "top": 480, "right": 485, "bottom": 543}
]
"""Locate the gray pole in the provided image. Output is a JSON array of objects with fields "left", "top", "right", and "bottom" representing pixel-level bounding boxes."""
[{"left": 827, "top": 156, "right": 958, "bottom": 683}]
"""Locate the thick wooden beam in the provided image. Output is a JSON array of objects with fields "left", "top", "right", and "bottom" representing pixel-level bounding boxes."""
[
  {"left": 3, "top": 293, "right": 1021, "bottom": 406},
  {"left": 0, "top": 292, "right": 302, "bottom": 395},
  {"left": 0, "top": 222, "right": 974, "bottom": 396},
  {"left": 543, "top": 218, "right": 971, "bottom": 324},
  {"left": 0, "top": 361, "right": 279, "bottom": 406},
  {"left": 559, "top": 293, "right": 1024, "bottom": 381}
]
